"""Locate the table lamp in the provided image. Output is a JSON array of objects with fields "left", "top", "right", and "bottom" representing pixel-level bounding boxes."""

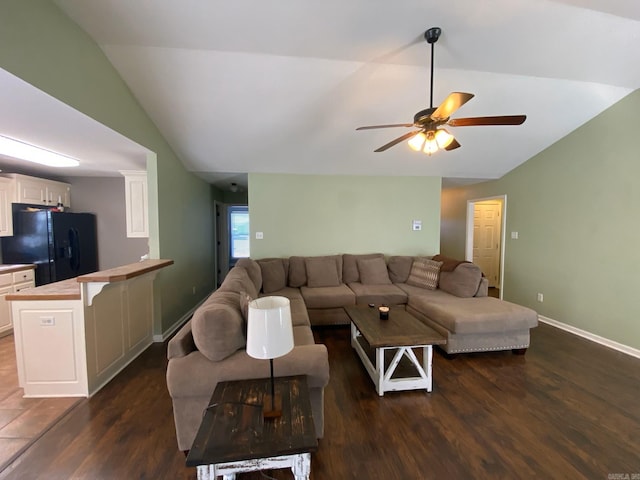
[{"left": 246, "top": 296, "right": 294, "bottom": 418}]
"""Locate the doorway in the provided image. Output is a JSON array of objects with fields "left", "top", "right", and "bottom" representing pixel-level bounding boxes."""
[
  {"left": 214, "top": 202, "right": 250, "bottom": 288},
  {"left": 465, "top": 195, "right": 506, "bottom": 298}
]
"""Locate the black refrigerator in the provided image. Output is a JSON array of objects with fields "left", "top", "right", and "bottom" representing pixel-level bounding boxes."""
[{"left": 2, "top": 204, "right": 98, "bottom": 286}]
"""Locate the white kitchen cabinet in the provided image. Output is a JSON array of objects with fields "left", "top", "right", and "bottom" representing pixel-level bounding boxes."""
[
  {"left": 0, "top": 177, "right": 14, "bottom": 237},
  {"left": 120, "top": 170, "right": 148, "bottom": 238},
  {"left": 1, "top": 173, "right": 71, "bottom": 208},
  {"left": 45, "top": 181, "right": 71, "bottom": 208},
  {"left": 0, "top": 266, "right": 35, "bottom": 337}
]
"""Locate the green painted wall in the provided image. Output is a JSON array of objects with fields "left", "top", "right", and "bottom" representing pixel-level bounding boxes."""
[
  {"left": 249, "top": 173, "right": 441, "bottom": 258},
  {"left": 0, "top": 0, "right": 216, "bottom": 333},
  {"left": 441, "top": 89, "right": 640, "bottom": 350}
]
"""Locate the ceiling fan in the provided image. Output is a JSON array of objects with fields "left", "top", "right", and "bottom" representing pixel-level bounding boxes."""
[{"left": 356, "top": 27, "right": 526, "bottom": 154}]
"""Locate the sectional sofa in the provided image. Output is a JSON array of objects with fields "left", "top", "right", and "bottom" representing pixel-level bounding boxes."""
[{"left": 166, "top": 253, "right": 538, "bottom": 451}]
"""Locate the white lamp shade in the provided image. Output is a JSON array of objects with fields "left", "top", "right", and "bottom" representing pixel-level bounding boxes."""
[{"left": 246, "top": 296, "right": 294, "bottom": 360}]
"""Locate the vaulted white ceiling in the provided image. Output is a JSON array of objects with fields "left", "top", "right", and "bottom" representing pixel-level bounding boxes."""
[{"left": 11, "top": 1, "right": 640, "bottom": 188}]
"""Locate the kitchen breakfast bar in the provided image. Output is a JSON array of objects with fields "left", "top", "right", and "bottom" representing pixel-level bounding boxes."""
[{"left": 6, "top": 259, "right": 173, "bottom": 398}]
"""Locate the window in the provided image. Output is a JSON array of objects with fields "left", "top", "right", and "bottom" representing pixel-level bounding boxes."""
[{"left": 229, "top": 205, "right": 249, "bottom": 260}]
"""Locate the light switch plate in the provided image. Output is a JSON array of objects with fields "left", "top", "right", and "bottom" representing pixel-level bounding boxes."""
[
  {"left": 511, "top": 231, "right": 519, "bottom": 239},
  {"left": 412, "top": 220, "right": 422, "bottom": 231}
]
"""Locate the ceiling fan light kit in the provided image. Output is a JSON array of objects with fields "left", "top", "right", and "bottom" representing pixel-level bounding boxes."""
[
  {"left": 356, "top": 27, "right": 526, "bottom": 155},
  {"left": 408, "top": 128, "right": 454, "bottom": 155}
]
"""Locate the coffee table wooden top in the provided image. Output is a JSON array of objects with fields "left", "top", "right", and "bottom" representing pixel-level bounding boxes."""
[
  {"left": 186, "top": 375, "right": 317, "bottom": 467},
  {"left": 345, "top": 305, "right": 446, "bottom": 348}
]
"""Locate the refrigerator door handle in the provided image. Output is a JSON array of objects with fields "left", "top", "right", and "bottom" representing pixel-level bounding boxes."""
[{"left": 69, "top": 228, "right": 81, "bottom": 271}]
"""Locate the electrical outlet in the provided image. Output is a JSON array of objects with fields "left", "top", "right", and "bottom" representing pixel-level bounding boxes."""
[
  {"left": 537, "top": 293, "right": 544, "bottom": 302},
  {"left": 40, "top": 316, "right": 55, "bottom": 326},
  {"left": 255, "top": 232, "right": 264, "bottom": 239}
]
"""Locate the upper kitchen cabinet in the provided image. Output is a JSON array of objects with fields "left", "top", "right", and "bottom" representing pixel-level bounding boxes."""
[
  {"left": 120, "top": 171, "right": 148, "bottom": 238},
  {"left": 0, "top": 177, "right": 14, "bottom": 236},
  {"left": 2, "top": 173, "right": 71, "bottom": 208},
  {"left": 0, "top": 174, "right": 72, "bottom": 237}
]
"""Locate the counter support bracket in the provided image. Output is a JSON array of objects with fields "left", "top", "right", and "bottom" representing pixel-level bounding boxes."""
[{"left": 85, "top": 282, "right": 109, "bottom": 306}]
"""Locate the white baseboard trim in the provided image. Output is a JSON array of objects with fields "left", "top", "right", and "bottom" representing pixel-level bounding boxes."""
[
  {"left": 153, "top": 294, "right": 211, "bottom": 343},
  {"left": 538, "top": 315, "right": 640, "bottom": 360}
]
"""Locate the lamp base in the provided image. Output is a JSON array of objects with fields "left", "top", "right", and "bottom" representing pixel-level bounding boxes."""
[{"left": 262, "top": 393, "right": 283, "bottom": 419}]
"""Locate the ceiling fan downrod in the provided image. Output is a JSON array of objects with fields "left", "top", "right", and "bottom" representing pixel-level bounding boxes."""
[{"left": 425, "top": 27, "right": 441, "bottom": 110}]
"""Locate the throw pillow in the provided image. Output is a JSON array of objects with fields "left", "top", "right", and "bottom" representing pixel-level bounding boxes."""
[
  {"left": 387, "top": 255, "right": 417, "bottom": 283},
  {"left": 357, "top": 257, "right": 392, "bottom": 285},
  {"left": 259, "top": 259, "right": 287, "bottom": 293},
  {"left": 406, "top": 258, "right": 443, "bottom": 290},
  {"left": 305, "top": 257, "right": 340, "bottom": 287},
  {"left": 343, "top": 253, "right": 384, "bottom": 283}
]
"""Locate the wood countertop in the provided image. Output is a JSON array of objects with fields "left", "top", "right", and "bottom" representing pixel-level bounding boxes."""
[
  {"left": 0, "top": 264, "right": 36, "bottom": 274},
  {"left": 76, "top": 259, "right": 174, "bottom": 283},
  {"left": 6, "top": 278, "right": 81, "bottom": 301},
  {"left": 6, "top": 259, "right": 173, "bottom": 301}
]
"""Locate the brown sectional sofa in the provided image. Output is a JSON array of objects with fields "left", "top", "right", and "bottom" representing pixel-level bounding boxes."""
[{"left": 166, "top": 253, "right": 538, "bottom": 451}]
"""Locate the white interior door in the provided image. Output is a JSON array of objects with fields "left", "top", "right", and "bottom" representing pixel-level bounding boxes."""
[{"left": 472, "top": 201, "right": 502, "bottom": 287}]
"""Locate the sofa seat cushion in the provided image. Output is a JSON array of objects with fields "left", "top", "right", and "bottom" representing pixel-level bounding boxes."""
[
  {"left": 259, "top": 286, "right": 303, "bottom": 301},
  {"left": 259, "top": 287, "right": 309, "bottom": 327},
  {"left": 301, "top": 284, "right": 356, "bottom": 309},
  {"left": 407, "top": 289, "right": 538, "bottom": 334},
  {"left": 293, "top": 325, "right": 315, "bottom": 346},
  {"left": 347, "top": 282, "right": 408, "bottom": 306},
  {"left": 167, "top": 344, "right": 330, "bottom": 399}
]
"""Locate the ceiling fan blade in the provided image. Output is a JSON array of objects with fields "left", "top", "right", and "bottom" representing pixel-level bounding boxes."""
[
  {"left": 356, "top": 123, "right": 414, "bottom": 130},
  {"left": 444, "top": 138, "right": 461, "bottom": 151},
  {"left": 374, "top": 130, "right": 422, "bottom": 152},
  {"left": 431, "top": 92, "right": 475, "bottom": 121},
  {"left": 448, "top": 115, "right": 527, "bottom": 127}
]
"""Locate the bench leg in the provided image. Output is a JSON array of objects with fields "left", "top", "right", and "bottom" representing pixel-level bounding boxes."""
[{"left": 512, "top": 348, "right": 528, "bottom": 355}]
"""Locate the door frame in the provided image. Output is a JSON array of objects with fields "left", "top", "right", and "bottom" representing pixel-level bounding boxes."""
[{"left": 465, "top": 194, "right": 507, "bottom": 299}]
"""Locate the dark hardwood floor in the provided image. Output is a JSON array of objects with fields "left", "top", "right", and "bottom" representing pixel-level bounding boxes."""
[{"left": 1, "top": 322, "right": 639, "bottom": 479}]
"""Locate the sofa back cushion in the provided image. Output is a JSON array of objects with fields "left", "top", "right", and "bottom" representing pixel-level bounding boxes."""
[
  {"left": 218, "top": 266, "right": 258, "bottom": 299},
  {"left": 387, "top": 256, "right": 416, "bottom": 283},
  {"left": 357, "top": 256, "right": 392, "bottom": 285},
  {"left": 439, "top": 262, "right": 483, "bottom": 297},
  {"left": 288, "top": 256, "right": 307, "bottom": 287},
  {"left": 342, "top": 253, "right": 384, "bottom": 283},
  {"left": 192, "top": 291, "right": 246, "bottom": 362},
  {"left": 406, "top": 258, "right": 443, "bottom": 290},
  {"left": 305, "top": 256, "right": 342, "bottom": 287},
  {"left": 234, "top": 258, "right": 262, "bottom": 293},
  {"left": 257, "top": 258, "right": 288, "bottom": 293}
]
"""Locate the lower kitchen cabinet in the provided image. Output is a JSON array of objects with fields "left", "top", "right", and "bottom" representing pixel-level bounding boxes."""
[{"left": 0, "top": 266, "right": 36, "bottom": 337}]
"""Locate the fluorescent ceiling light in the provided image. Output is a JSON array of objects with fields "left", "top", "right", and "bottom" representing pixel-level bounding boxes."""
[{"left": 0, "top": 134, "right": 80, "bottom": 167}]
